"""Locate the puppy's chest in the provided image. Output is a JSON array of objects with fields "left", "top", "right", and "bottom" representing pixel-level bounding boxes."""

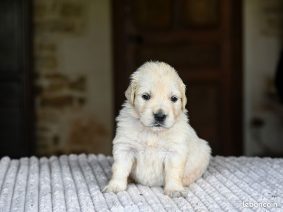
[
  {"left": 131, "top": 134, "right": 174, "bottom": 186},
  {"left": 135, "top": 134, "right": 172, "bottom": 157}
]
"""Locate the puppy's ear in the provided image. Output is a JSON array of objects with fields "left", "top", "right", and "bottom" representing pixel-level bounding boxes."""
[
  {"left": 125, "top": 79, "right": 137, "bottom": 105},
  {"left": 180, "top": 81, "right": 187, "bottom": 111}
]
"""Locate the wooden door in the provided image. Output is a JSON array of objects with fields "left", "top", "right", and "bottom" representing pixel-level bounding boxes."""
[{"left": 112, "top": 0, "right": 242, "bottom": 156}]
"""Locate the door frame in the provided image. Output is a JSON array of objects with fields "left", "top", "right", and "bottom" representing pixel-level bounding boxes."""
[{"left": 23, "top": 0, "right": 35, "bottom": 156}]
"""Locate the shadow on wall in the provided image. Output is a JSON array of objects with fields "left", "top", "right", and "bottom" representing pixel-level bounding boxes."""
[{"left": 244, "top": 0, "right": 283, "bottom": 156}]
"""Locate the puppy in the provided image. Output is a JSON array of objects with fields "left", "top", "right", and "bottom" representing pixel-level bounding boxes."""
[{"left": 104, "top": 61, "right": 211, "bottom": 197}]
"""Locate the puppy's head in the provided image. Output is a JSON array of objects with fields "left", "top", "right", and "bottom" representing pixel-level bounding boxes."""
[{"left": 125, "top": 61, "right": 187, "bottom": 131}]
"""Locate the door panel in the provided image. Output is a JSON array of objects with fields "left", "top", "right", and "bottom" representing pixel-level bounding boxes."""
[
  {"left": 136, "top": 43, "right": 221, "bottom": 69},
  {"left": 112, "top": 0, "right": 242, "bottom": 155},
  {"left": 182, "top": 0, "right": 220, "bottom": 27},
  {"left": 133, "top": 0, "right": 172, "bottom": 29},
  {"left": 187, "top": 82, "right": 221, "bottom": 154}
]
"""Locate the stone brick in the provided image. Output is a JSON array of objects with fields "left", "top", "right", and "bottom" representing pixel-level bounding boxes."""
[
  {"left": 65, "top": 115, "right": 109, "bottom": 154},
  {"left": 69, "top": 76, "right": 86, "bottom": 92},
  {"left": 34, "top": 4, "right": 48, "bottom": 19},
  {"left": 34, "top": 18, "right": 84, "bottom": 34},
  {"left": 35, "top": 42, "right": 57, "bottom": 53},
  {"left": 35, "top": 55, "right": 58, "bottom": 69},
  {"left": 40, "top": 95, "right": 75, "bottom": 108},
  {"left": 60, "top": 2, "right": 83, "bottom": 18}
]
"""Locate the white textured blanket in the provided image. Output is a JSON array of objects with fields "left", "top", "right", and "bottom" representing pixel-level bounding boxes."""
[{"left": 0, "top": 155, "right": 282, "bottom": 212}]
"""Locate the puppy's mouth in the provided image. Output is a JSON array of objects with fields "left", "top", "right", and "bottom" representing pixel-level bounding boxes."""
[
  {"left": 153, "top": 123, "right": 162, "bottom": 127},
  {"left": 152, "top": 122, "right": 166, "bottom": 128}
]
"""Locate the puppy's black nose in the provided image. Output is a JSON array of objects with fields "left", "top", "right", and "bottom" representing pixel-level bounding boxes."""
[{"left": 154, "top": 111, "right": 167, "bottom": 123}]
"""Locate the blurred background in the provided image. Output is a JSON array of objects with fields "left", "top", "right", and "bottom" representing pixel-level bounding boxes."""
[{"left": 0, "top": 0, "right": 282, "bottom": 158}]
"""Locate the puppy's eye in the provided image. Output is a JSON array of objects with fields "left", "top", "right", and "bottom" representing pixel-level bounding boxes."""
[
  {"left": 142, "top": 93, "right": 151, "bottom": 101},
  {"left": 171, "top": 96, "right": 178, "bottom": 103}
]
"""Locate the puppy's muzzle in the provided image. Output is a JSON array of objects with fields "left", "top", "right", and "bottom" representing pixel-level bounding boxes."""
[{"left": 153, "top": 110, "right": 167, "bottom": 125}]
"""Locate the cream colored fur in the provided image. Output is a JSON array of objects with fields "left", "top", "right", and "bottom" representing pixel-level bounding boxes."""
[{"left": 104, "top": 61, "right": 211, "bottom": 197}]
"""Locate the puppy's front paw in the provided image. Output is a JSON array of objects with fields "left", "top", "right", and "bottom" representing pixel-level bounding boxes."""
[
  {"left": 164, "top": 185, "right": 185, "bottom": 198},
  {"left": 103, "top": 180, "right": 127, "bottom": 193}
]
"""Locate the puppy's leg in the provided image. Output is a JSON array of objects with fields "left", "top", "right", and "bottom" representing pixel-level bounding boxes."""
[
  {"left": 103, "top": 152, "right": 134, "bottom": 193},
  {"left": 164, "top": 156, "right": 186, "bottom": 197},
  {"left": 183, "top": 139, "right": 211, "bottom": 186}
]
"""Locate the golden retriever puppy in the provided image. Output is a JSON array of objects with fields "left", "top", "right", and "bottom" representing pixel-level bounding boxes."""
[{"left": 104, "top": 61, "right": 211, "bottom": 197}]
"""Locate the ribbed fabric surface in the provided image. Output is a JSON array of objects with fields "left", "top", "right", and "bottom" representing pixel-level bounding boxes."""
[{"left": 0, "top": 154, "right": 282, "bottom": 211}]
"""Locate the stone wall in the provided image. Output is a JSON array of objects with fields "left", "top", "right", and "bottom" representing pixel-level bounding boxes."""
[{"left": 33, "top": 0, "right": 113, "bottom": 155}]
